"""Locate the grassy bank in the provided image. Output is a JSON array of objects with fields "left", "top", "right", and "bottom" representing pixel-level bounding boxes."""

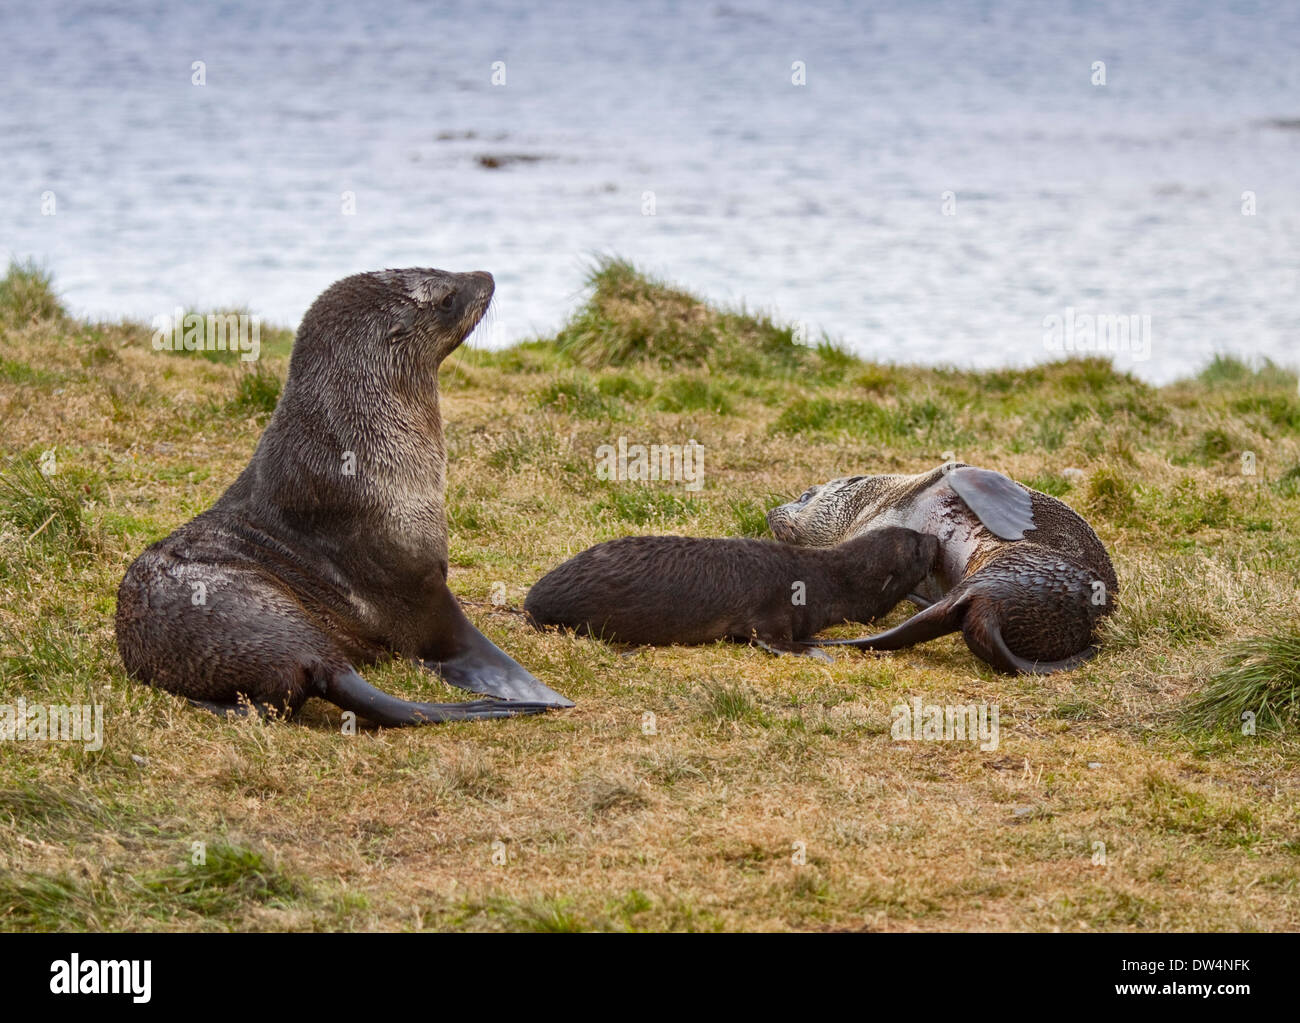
[{"left": 1, "top": 258, "right": 1298, "bottom": 931}]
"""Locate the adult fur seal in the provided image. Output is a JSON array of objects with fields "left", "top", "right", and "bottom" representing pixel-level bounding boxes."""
[
  {"left": 767, "top": 463, "right": 1117, "bottom": 674},
  {"left": 523, "top": 528, "right": 938, "bottom": 648},
  {"left": 115, "top": 267, "right": 572, "bottom": 725}
]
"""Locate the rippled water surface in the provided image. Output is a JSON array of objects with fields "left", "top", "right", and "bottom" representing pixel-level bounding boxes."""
[{"left": 2, "top": 0, "right": 1298, "bottom": 381}]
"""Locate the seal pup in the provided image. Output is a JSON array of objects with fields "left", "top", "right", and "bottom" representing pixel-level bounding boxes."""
[
  {"left": 115, "top": 267, "right": 572, "bottom": 726},
  {"left": 767, "top": 463, "right": 1117, "bottom": 674},
  {"left": 523, "top": 527, "right": 938, "bottom": 649}
]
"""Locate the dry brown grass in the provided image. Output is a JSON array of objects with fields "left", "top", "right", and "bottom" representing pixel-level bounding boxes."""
[{"left": 1, "top": 262, "right": 1298, "bottom": 931}]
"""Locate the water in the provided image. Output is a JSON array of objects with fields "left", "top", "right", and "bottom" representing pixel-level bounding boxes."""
[{"left": 2, "top": 0, "right": 1297, "bottom": 383}]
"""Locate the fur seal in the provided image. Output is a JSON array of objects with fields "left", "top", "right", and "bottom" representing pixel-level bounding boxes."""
[
  {"left": 523, "top": 527, "right": 938, "bottom": 648},
  {"left": 766, "top": 463, "right": 1117, "bottom": 674},
  {"left": 115, "top": 267, "right": 572, "bottom": 726}
]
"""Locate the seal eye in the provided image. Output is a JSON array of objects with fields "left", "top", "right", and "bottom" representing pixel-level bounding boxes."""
[{"left": 438, "top": 292, "right": 455, "bottom": 311}]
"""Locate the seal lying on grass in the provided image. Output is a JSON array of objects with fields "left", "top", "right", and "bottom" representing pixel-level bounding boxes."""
[
  {"left": 115, "top": 267, "right": 572, "bottom": 726},
  {"left": 524, "top": 527, "right": 938, "bottom": 649},
  {"left": 767, "top": 463, "right": 1117, "bottom": 674}
]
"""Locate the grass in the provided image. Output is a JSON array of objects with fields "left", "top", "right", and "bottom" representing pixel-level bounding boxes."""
[
  {"left": 0, "top": 457, "right": 97, "bottom": 552},
  {"left": 0, "top": 260, "right": 64, "bottom": 328},
  {"left": 553, "top": 257, "right": 843, "bottom": 377},
  {"left": 1, "top": 258, "right": 1299, "bottom": 931},
  {"left": 1188, "top": 631, "right": 1300, "bottom": 732}
]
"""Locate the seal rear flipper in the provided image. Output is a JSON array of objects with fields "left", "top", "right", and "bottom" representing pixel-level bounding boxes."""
[
  {"left": 752, "top": 638, "right": 834, "bottom": 662},
  {"left": 805, "top": 594, "right": 966, "bottom": 650},
  {"left": 187, "top": 697, "right": 275, "bottom": 720},
  {"left": 324, "top": 669, "right": 550, "bottom": 727},
  {"left": 422, "top": 592, "right": 574, "bottom": 708},
  {"left": 960, "top": 605, "right": 1099, "bottom": 675},
  {"left": 944, "top": 466, "right": 1035, "bottom": 541}
]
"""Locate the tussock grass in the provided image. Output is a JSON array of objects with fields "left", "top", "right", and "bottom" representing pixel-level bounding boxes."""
[
  {"left": 1188, "top": 630, "right": 1300, "bottom": 731},
  {"left": 2, "top": 258, "right": 1299, "bottom": 931},
  {"left": 696, "top": 680, "right": 768, "bottom": 726},
  {"left": 142, "top": 844, "right": 302, "bottom": 912},
  {"left": 0, "top": 260, "right": 63, "bottom": 327},
  {"left": 0, "top": 457, "right": 98, "bottom": 553},
  {"left": 554, "top": 257, "right": 843, "bottom": 375},
  {"left": 226, "top": 362, "right": 284, "bottom": 416}
]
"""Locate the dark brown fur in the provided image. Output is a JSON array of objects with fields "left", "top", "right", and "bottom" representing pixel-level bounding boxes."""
[
  {"left": 115, "top": 268, "right": 570, "bottom": 726},
  {"left": 524, "top": 528, "right": 938, "bottom": 647}
]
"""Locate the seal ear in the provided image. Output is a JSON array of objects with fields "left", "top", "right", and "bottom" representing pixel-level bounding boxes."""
[
  {"left": 943, "top": 466, "right": 1035, "bottom": 541},
  {"left": 387, "top": 301, "right": 418, "bottom": 339}
]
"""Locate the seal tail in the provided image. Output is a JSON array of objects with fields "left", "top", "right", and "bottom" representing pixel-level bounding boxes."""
[
  {"left": 960, "top": 605, "right": 1099, "bottom": 675},
  {"left": 806, "top": 594, "right": 967, "bottom": 650},
  {"left": 323, "top": 668, "right": 551, "bottom": 727}
]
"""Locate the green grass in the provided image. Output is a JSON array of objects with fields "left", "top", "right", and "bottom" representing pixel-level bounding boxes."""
[
  {"left": 226, "top": 362, "right": 284, "bottom": 416},
  {"left": 0, "top": 844, "right": 304, "bottom": 930},
  {"left": 156, "top": 308, "right": 295, "bottom": 363},
  {"left": 0, "top": 457, "right": 97, "bottom": 553},
  {"left": 2, "top": 257, "right": 1300, "bottom": 932},
  {"left": 0, "top": 260, "right": 63, "bottom": 327},
  {"left": 1187, "top": 630, "right": 1300, "bottom": 731},
  {"left": 655, "top": 376, "right": 735, "bottom": 414},
  {"left": 535, "top": 373, "right": 624, "bottom": 419},
  {"left": 553, "top": 256, "right": 839, "bottom": 375},
  {"left": 595, "top": 488, "right": 701, "bottom": 525}
]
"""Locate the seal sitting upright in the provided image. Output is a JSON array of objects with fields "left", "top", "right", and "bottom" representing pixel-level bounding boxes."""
[
  {"left": 115, "top": 268, "right": 572, "bottom": 726},
  {"left": 767, "top": 463, "right": 1117, "bottom": 674}
]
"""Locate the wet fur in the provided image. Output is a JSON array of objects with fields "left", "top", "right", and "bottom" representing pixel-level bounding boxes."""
[
  {"left": 524, "top": 528, "right": 938, "bottom": 647},
  {"left": 115, "top": 268, "right": 567, "bottom": 725}
]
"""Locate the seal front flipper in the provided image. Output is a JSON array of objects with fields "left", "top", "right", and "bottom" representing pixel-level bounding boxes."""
[
  {"left": 944, "top": 466, "right": 1035, "bottom": 541},
  {"left": 806, "top": 593, "right": 966, "bottom": 650},
  {"left": 422, "top": 588, "right": 574, "bottom": 708},
  {"left": 324, "top": 669, "right": 550, "bottom": 727}
]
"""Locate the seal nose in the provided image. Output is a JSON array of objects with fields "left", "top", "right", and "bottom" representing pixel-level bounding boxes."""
[
  {"left": 463, "top": 271, "right": 494, "bottom": 306},
  {"left": 766, "top": 508, "right": 790, "bottom": 540}
]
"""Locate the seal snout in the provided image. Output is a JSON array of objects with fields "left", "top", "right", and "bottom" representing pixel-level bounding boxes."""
[
  {"left": 766, "top": 504, "right": 795, "bottom": 542},
  {"left": 459, "top": 269, "right": 494, "bottom": 304},
  {"left": 461, "top": 269, "right": 495, "bottom": 314}
]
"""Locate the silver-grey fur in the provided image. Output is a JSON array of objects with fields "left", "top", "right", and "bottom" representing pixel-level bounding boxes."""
[{"left": 767, "top": 462, "right": 1118, "bottom": 674}]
